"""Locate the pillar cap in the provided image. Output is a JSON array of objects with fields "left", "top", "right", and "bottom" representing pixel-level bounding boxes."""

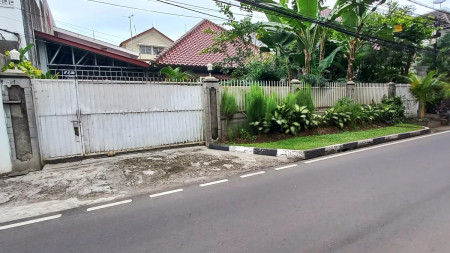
[
  {"left": 290, "top": 79, "right": 301, "bottom": 84},
  {"left": 346, "top": 81, "right": 356, "bottom": 85},
  {"left": 203, "top": 76, "right": 219, "bottom": 82}
]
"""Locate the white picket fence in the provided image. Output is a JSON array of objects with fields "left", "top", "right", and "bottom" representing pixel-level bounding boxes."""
[
  {"left": 221, "top": 80, "right": 390, "bottom": 110},
  {"left": 355, "top": 83, "right": 389, "bottom": 105}
]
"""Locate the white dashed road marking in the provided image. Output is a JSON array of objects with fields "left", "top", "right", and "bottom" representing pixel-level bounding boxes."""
[
  {"left": 200, "top": 179, "right": 229, "bottom": 187},
  {"left": 274, "top": 164, "right": 298, "bottom": 171},
  {"left": 240, "top": 171, "right": 266, "bottom": 178},
  {"left": 0, "top": 214, "right": 62, "bottom": 231},
  {"left": 87, "top": 199, "right": 133, "bottom": 212},
  {"left": 150, "top": 189, "right": 184, "bottom": 198}
]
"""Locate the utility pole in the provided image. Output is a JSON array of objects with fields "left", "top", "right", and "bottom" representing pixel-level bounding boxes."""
[
  {"left": 128, "top": 15, "right": 134, "bottom": 42},
  {"left": 432, "top": 17, "right": 441, "bottom": 70}
]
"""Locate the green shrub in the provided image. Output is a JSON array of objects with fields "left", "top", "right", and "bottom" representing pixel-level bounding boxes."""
[
  {"left": 245, "top": 85, "right": 266, "bottom": 123},
  {"left": 324, "top": 108, "right": 352, "bottom": 129},
  {"left": 378, "top": 96, "right": 405, "bottom": 125},
  {"left": 240, "top": 128, "right": 256, "bottom": 141},
  {"left": 331, "top": 98, "right": 364, "bottom": 128},
  {"left": 284, "top": 92, "right": 298, "bottom": 110},
  {"left": 221, "top": 90, "right": 238, "bottom": 122},
  {"left": 297, "top": 84, "right": 315, "bottom": 113},
  {"left": 301, "top": 74, "right": 328, "bottom": 87},
  {"left": 272, "top": 104, "right": 318, "bottom": 135}
]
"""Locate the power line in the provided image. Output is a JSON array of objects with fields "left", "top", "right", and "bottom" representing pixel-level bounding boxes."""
[
  {"left": 225, "top": 0, "right": 442, "bottom": 54},
  {"left": 404, "top": 0, "right": 450, "bottom": 15},
  {"left": 85, "top": 0, "right": 225, "bottom": 21}
]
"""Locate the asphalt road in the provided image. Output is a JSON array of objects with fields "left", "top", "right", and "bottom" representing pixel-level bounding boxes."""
[{"left": 1, "top": 131, "right": 450, "bottom": 253}]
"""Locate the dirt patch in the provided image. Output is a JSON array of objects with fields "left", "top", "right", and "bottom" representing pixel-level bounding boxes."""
[{"left": 0, "top": 146, "right": 292, "bottom": 223}]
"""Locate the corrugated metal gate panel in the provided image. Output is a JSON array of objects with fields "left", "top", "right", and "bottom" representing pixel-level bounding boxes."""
[
  {"left": 32, "top": 80, "right": 83, "bottom": 159},
  {"left": 78, "top": 83, "right": 204, "bottom": 154},
  {"left": 32, "top": 80, "right": 204, "bottom": 159}
]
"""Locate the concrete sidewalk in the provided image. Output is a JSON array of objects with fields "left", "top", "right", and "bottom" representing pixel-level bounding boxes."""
[{"left": 0, "top": 146, "right": 292, "bottom": 223}]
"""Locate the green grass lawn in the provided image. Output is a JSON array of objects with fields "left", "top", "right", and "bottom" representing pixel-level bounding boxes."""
[{"left": 239, "top": 124, "right": 424, "bottom": 150}]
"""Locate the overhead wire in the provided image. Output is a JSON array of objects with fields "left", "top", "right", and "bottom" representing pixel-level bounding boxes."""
[{"left": 221, "top": 0, "right": 443, "bottom": 55}]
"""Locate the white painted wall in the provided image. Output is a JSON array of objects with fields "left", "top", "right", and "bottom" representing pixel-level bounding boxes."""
[
  {"left": 0, "top": 94, "right": 12, "bottom": 174},
  {"left": 0, "top": 0, "right": 27, "bottom": 49}
]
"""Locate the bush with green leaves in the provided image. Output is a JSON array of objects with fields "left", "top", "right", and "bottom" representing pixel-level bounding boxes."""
[
  {"left": 297, "top": 84, "right": 315, "bottom": 113},
  {"left": 272, "top": 104, "right": 318, "bottom": 135},
  {"left": 301, "top": 74, "right": 328, "bottom": 87},
  {"left": 245, "top": 85, "right": 266, "bottom": 123},
  {"left": 324, "top": 108, "right": 352, "bottom": 129},
  {"left": 221, "top": 90, "right": 238, "bottom": 123},
  {"left": 331, "top": 97, "right": 364, "bottom": 128},
  {"left": 377, "top": 96, "right": 405, "bottom": 125}
]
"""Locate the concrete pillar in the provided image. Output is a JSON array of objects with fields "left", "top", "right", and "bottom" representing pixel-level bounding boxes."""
[
  {"left": 388, "top": 82, "right": 396, "bottom": 98},
  {"left": 290, "top": 79, "right": 302, "bottom": 94},
  {"left": 1, "top": 72, "right": 42, "bottom": 175},
  {"left": 0, "top": 90, "right": 12, "bottom": 174},
  {"left": 346, "top": 81, "right": 356, "bottom": 100},
  {"left": 202, "top": 76, "right": 221, "bottom": 146}
]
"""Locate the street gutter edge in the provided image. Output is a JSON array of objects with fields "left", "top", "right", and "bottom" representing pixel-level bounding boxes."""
[{"left": 209, "top": 127, "right": 430, "bottom": 160}]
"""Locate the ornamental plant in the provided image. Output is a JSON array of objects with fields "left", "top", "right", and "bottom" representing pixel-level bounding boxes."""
[{"left": 408, "top": 71, "right": 447, "bottom": 119}]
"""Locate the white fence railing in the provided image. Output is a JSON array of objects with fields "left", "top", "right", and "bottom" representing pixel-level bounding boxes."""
[
  {"left": 395, "top": 84, "right": 419, "bottom": 118},
  {"left": 221, "top": 80, "right": 392, "bottom": 111},
  {"left": 355, "top": 83, "right": 389, "bottom": 105}
]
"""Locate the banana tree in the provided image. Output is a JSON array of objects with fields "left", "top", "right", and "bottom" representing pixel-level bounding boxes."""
[
  {"left": 255, "top": 0, "right": 352, "bottom": 74},
  {"left": 333, "top": 0, "right": 386, "bottom": 81}
]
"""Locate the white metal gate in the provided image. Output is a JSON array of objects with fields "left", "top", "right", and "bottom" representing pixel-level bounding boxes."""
[{"left": 32, "top": 80, "right": 204, "bottom": 160}]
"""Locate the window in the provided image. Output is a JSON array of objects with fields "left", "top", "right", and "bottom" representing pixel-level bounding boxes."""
[
  {"left": 0, "top": 0, "right": 14, "bottom": 7},
  {"left": 153, "top": 47, "right": 165, "bottom": 55},
  {"left": 139, "top": 45, "right": 152, "bottom": 54}
]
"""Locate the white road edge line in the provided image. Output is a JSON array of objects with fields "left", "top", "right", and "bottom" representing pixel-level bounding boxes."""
[
  {"left": 150, "top": 189, "right": 184, "bottom": 198},
  {"left": 275, "top": 164, "right": 298, "bottom": 171},
  {"left": 87, "top": 199, "right": 132, "bottom": 212},
  {"left": 240, "top": 171, "right": 266, "bottom": 178},
  {"left": 0, "top": 214, "right": 62, "bottom": 231},
  {"left": 200, "top": 179, "right": 229, "bottom": 187},
  {"left": 305, "top": 130, "right": 450, "bottom": 164}
]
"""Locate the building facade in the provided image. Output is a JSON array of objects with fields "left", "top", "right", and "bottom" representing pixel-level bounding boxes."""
[{"left": 120, "top": 28, "right": 173, "bottom": 63}]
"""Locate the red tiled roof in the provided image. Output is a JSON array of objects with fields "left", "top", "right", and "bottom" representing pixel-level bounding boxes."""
[
  {"left": 155, "top": 19, "right": 257, "bottom": 67},
  {"left": 120, "top": 27, "right": 174, "bottom": 47}
]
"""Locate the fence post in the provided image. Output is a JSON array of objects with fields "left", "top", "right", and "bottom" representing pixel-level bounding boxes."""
[
  {"left": 0, "top": 71, "right": 42, "bottom": 176},
  {"left": 290, "top": 79, "right": 302, "bottom": 93},
  {"left": 202, "top": 76, "right": 221, "bottom": 146},
  {"left": 388, "top": 82, "right": 396, "bottom": 98},
  {"left": 346, "top": 81, "right": 356, "bottom": 100}
]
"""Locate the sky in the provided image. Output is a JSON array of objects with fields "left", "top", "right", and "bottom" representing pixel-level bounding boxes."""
[{"left": 47, "top": 0, "right": 450, "bottom": 46}]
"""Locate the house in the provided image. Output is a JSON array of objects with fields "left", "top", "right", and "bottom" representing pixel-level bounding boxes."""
[
  {"left": 0, "top": 0, "right": 54, "bottom": 64},
  {"left": 154, "top": 19, "right": 258, "bottom": 78},
  {"left": 35, "top": 27, "right": 152, "bottom": 79},
  {"left": 119, "top": 27, "right": 174, "bottom": 63}
]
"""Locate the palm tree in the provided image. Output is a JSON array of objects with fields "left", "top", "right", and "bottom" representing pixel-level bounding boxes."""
[
  {"left": 160, "top": 66, "right": 193, "bottom": 81},
  {"left": 409, "top": 70, "right": 447, "bottom": 119}
]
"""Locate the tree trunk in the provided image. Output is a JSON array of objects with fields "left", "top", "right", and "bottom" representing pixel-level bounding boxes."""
[
  {"left": 304, "top": 49, "right": 311, "bottom": 74},
  {"left": 320, "top": 39, "right": 325, "bottom": 61},
  {"left": 419, "top": 100, "right": 426, "bottom": 119},
  {"left": 403, "top": 52, "right": 414, "bottom": 76},
  {"left": 286, "top": 58, "right": 291, "bottom": 81},
  {"left": 346, "top": 39, "right": 357, "bottom": 81}
]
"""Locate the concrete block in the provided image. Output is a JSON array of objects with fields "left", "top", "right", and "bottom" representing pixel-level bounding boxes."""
[
  {"left": 254, "top": 148, "right": 277, "bottom": 157},
  {"left": 277, "top": 149, "right": 305, "bottom": 160},
  {"left": 324, "top": 144, "right": 343, "bottom": 154},
  {"left": 357, "top": 139, "right": 373, "bottom": 148},
  {"left": 229, "top": 146, "right": 254, "bottom": 154}
]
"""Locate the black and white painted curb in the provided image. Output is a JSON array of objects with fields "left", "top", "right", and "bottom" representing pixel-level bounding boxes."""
[{"left": 209, "top": 127, "right": 431, "bottom": 160}]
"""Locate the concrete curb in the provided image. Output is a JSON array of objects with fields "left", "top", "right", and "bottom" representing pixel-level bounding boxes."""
[{"left": 209, "top": 127, "right": 430, "bottom": 161}]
